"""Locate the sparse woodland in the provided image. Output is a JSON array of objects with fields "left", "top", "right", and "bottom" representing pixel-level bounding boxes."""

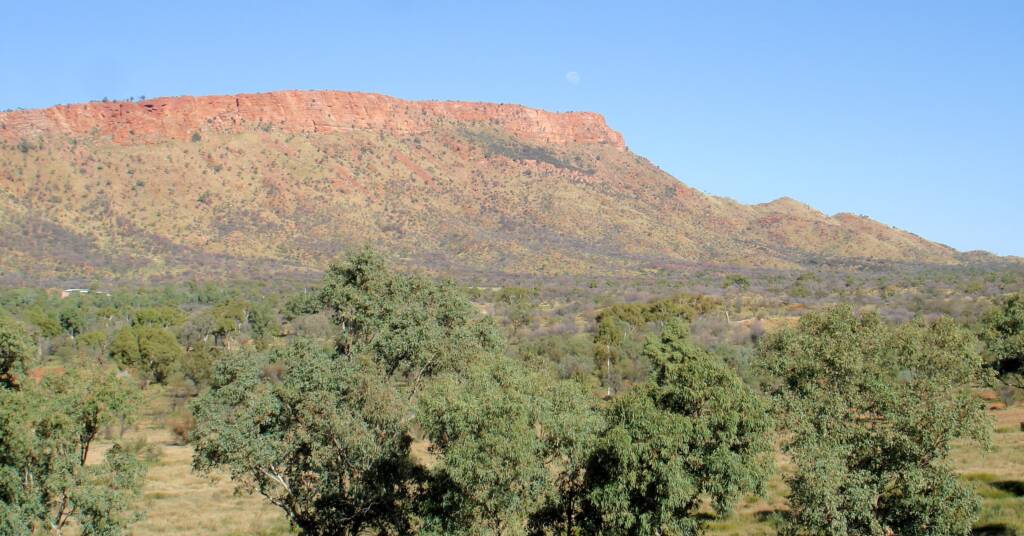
[{"left": 2, "top": 249, "right": 1023, "bottom": 535}]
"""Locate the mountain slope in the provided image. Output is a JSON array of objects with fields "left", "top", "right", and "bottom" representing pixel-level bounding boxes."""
[{"left": 0, "top": 90, "right": 978, "bottom": 283}]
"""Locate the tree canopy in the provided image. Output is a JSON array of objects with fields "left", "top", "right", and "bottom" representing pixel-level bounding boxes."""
[
  {"left": 192, "top": 250, "right": 508, "bottom": 535},
  {"left": 417, "top": 356, "right": 603, "bottom": 534},
  {"left": 0, "top": 322, "right": 146, "bottom": 535},
  {"left": 578, "top": 319, "right": 772, "bottom": 535},
  {"left": 981, "top": 293, "right": 1024, "bottom": 388},
  {"left": 0, "top": 316, "right": 32, "bottom": 387},
  {"left": 191, "top": 340, "right": 419, "bottom": 535},
  {"left": 318, "top": 248, "right": 502, "bottom": 386},
  {"left": 191, "top": 251, "right": 770, "bottom": 536},
  {"left": 758, "top": 306, "right": 991, "bottom": 536},
  {"left": 109, "top": 325, "right": 184, "bottom": 384}
]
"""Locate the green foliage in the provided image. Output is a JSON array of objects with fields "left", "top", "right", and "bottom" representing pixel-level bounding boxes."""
[
  {"left": 0, "top": 316, "right": 32, "bottom": 387},
  {"left": 59, "top": 306, "right": 86, "bottom": 337},
  {"left": 282, "top": 290, "right": 322, "bottom": 320},
  {"left": 595, "top": 314, "right": 628, "bottom": 394},
  {"left": 108, "top": 326, "right": 183, "bottom": 383},
  {"left": 758, "top": 306, "right": 992, "bottom": 536},
  {"left": 27, "top": 307, "right": 62, "bottom": 338},
  {"left": 77, "top": 330, "right": 108, "bottom": 354},
  {"left": 596, "top": 294, "right": 717, "bottom": 330},
  {"left": 210, "top": 302, "right": 246, "bottom": 343},
  {"left": 191, "top": 340, "right": 420, "bottom": 535},
  {"left": 515, "top": 333, "right": 597, "bottom": 385},
  {"left": 418, "top": 357, "right": 603, "bottom": 534},
  {"left": 246, "top": 301, "right": 279, "bottom": 344},
  {"left": 418, "top": 357, "right": 549, "bottom": 533},
  {"left": 185, "top": 280, "right": 240, "bottom": 305},
  {"left": 577, "top": 319, "right": 772, "bottom": 535},
  {"left": 108, "top": 328, "right": 141, "bottom": 367},
  {"left": 178, "top": 341, "right": 217, "bottom": 386},
  {"left": 723, "top": 274, "right": 751, "bottom": 291},
  {"left": 193, "top": 250, "right": 507, "bottom": 535},
  {"left": 131, "top": 306, "right": 186, "bottom": 328},
  {"left": 318, "top": 248, "right": 502, "bottom": 384},
  {"left": 526, "top": 373, "right": 606, "bottom": 534},
  {"left": 592, "top": 294, "right": 718, "bottom": 393},
  {"left": 594, "top": 315, "right": 625, "bottom": 352},
  {"left": 981, "top": 293, "right": 1024, "bottom": 388},
  {"left": 136, "top": 326, "right": 184, "bottom": 383},
  {"left": 497, "top": 286, "right": 537, "bottom": 337},
  {"left": 0, "top": 326, "right": 146, "bottom": 535}
]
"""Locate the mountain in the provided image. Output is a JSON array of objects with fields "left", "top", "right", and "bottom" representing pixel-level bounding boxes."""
[{"left": 0, "top": 90, "right": 991, "bottom": 284}]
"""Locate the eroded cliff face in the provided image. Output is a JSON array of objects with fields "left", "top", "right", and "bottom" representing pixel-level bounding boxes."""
[{"left": 0, "top": 90, "right": 626, "bottom": 148}]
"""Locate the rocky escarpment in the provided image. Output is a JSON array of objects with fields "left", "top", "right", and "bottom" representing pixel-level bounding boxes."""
[
  {"left": 0, "top": 90, "right": 998, "bottom": 284},
  {"left": 0, "top": 90, "right": 626, "bottom": 148}
]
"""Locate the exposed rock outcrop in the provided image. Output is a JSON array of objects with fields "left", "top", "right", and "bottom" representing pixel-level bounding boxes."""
[{"left": 0, "top": 90, "right": 626, "bottom": 148}]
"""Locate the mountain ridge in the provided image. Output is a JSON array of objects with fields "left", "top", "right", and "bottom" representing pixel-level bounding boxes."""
[
  {"left": 0, "top": 90, "right": 1007, "bottom": 284},
  {"left": 0, "top": 90, "right": 625, "bottom": 148}
]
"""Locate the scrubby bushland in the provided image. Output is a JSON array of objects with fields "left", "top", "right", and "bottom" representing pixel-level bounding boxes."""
[
  {"left": 190, "top": 250, "right": 773, "bottom": 535},
  {"left": 1, "top": 250, "right": 1015, "bottom": 535}
]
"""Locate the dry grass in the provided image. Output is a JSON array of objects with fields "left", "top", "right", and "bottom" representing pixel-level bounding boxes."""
[
  {"left": 93, "top": 425, "right": 291, "bottom": 535},
  {"left": 955, "top": 404, "right": 1024, "bottom": 535}
]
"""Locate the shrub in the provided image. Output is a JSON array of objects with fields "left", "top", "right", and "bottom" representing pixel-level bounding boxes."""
[{"left": 166, "top": 408, "right": 195, "bottom": 446}]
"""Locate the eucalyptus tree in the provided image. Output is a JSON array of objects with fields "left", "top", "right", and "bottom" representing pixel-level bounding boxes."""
[
  {"left": 758, "top": 306, "right": 991, "bottom": 536},
  {"left": 496, "top": 286, "right": 537, "bottom": 338},
  {"left": 418, "top": 356, "right": 603, "bottom": 535},
  {"left": 594, "top": 315, "right": 625, "bottom": 397},
  {"left": 577, "top": 319, "right": 773, "bottom": 535},
  {"left": 317, "top": 247, "right": 503, "bottom": 387},
  {"left": 109, "top": 325, "right": 184, "bottom": 384},
  {"left": 0, "top": 316, "right": 31, "bottom": 387},
  {"left": 191, "top": 340, "right": 420, "bottom": 535},
  {"left": 191, "top": 249, "right": 508, "bottom": 534},
  {"left": 981, "top": 293, "right": 1024, "bottom": 388},
  {"left": 58, "top": 306, "right": 86, "bottom": 339},
  {"left": 1, "top": 319, "right": 146, "bottom": 535}
]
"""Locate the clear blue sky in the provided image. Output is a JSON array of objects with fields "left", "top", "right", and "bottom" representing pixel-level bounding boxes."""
[{"left": 2, "top": 1, "right": 1021, "bottom": 255}]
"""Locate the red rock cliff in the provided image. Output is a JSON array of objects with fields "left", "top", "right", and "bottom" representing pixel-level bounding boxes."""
[{"left": 0, "top": 90, "right": 626, "bottom": 149}]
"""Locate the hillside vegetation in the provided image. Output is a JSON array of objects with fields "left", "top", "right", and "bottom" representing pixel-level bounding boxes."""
[{"left": 0, "top": 90, "right": 1001, "bottom": 284}]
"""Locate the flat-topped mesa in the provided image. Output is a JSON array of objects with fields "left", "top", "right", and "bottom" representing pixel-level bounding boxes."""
[{"left": 0, "top": 90, "right": 627, "bottom": 149}]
